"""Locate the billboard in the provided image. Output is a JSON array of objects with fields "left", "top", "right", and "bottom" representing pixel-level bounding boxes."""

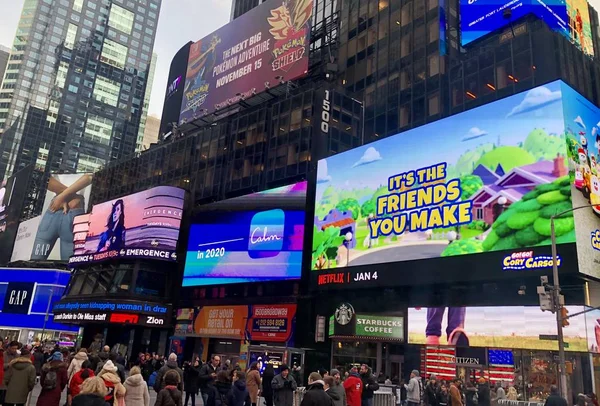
[
  {"left": 408, "top": 306, "right": 587, "bottom": 351},
  {"left": 69, "top": 186, "right": 185, "bottom": 265},
  {"left": 460, "top": 0, "right": 594, "bottom": 56},
  {"left": 179, "top": 0, "right": 312, "bottom": 123},
  {"left": 183, "top": 181, "right": 306, "bottom": 287},
  {"left": 11, "top": 173, "right": 93, "bottom": 262},
  {"left": 312, "top": 80, "right": 587, "bottom": 289},
  {"left": 0, "top": 166, "right": 33, "bottom": 264}
]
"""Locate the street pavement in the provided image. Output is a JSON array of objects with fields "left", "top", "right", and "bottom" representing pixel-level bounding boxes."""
[{"left": 27, "top": 384, "right": 163, "bottom": 405}]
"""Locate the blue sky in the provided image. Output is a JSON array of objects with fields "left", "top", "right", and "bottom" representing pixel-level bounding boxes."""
[
  {"left": 317, "top": 80, "right": 566, "bottom": 199},
  {"left": 0, "top": 0, "right": 232, "bottom": 117}
]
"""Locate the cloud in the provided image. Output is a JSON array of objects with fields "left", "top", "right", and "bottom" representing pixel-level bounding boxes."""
[
  {"left": 352, "top": 147, "right": 382, "bottom": 168},
  {"left": 462, "top": 127, "right": 488, "bottom": 141},
  {"left": 507, "top": 86, "right": 562, "bottom": 117},
  {"left": 574, "top": 115, "right": 587, "bottom": 130},
  {"left": 317, "top": 159, "right": 331, "bottom": 183}
]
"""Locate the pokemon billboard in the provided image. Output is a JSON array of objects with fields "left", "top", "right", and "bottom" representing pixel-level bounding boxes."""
[{"left": 312, "top": 80, "right": 598, "bottom": 288}]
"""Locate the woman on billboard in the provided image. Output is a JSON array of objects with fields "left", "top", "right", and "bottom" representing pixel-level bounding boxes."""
[{"left": 97, "top": 199, "right": 126, "bottom": 253}]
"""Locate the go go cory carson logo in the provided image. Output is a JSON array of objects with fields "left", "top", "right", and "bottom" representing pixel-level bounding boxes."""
[
  {"left": 502, "top": 250, "right": 562, "bottom": 271},
  {"left": 591, "top": 229, "right": 600, "bottom": 251}
]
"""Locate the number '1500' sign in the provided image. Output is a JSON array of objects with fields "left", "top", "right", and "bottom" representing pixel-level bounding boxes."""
[{"left": 320, "top": 90, "right": 331, "bottom": 133}]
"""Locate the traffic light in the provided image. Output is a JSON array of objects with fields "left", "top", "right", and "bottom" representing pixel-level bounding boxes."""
[{"left": 561, "top": 307, "right": 570, "bottom": 328}]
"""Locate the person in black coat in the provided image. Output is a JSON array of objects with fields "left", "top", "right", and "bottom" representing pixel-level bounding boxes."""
[
  {"left": 184, "top": 359, "right": 201, "bottom": 406},
  {"left": 425, "top": 376, "right": 439, "bottom": 406},
  {"left": 228, "top": 371, "right": 252, "bottom": 406},
  {"left": 300, "top": 373, "right": 333, "bottom": 406},
  {"left": 465, "top": 382, "right": 478, "bottom": 406},
  {"left": 544, "top": 386, "right": 568, "bottom": 406},
  {"left": 359, "top": 364, "right": 380, "bottom": 406},
  {"left": 477, "top": 378, "right": 491, "bottom": 406},
  {"left": 207, "top": 371, "right": 233, "bottom": 406},
  {"left": 262, "top": 364, "right": 276, "bottom": 406}
]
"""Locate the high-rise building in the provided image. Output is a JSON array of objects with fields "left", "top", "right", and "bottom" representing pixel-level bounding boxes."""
[
  {"left": 0, "top": 0, "right": 162, "bottom": 192},
  {"left": 136, "top": 52, "right": 157, "bottom": 152},
  {"left": 142, "top": 114, "right": 160, "bottom": 150},
  {"left": 0, "top": 45, "right": 10, "bottom": 89}
]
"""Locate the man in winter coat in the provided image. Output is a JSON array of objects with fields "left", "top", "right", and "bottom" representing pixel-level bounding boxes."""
[
  {"left": 94, "top": 350, "right": 109, "bottom": 375},
  {"left": 327, "top": 370, "right": 346, "bottom": 406},
  {"left": 199, "top": 355, "right": 221, "bottom": 405},
  {"left": 228, "top": 371, "right": 252, "bottom": 406},
  {"left": 544, "top": 385, "right": 567, "bottom": 406},
  {"left": 477, "top": 378, "right": 491, "bottom": 406},
  {"left": 183, "top": 359, "right": 201, "bottom": 406},
  {"left": 271, "top": 364, "right": 297, "bottom": 406},
  {"left": 425, "top": 375, "right": 439, "bottom": 406},
  {"left": 359, "top": 365, "right": 379, "bottom": 406},
  {"left": 405, "top": 370, "right": 422, "bottom": 406},
  {"left": 450, "top": 380, "right": 463, "bottom": 406},
  {"left": 4, "top": 349, "right": 36, "bottom": 406},
  {"left": 3, "top": 341, "right": 19, "bottom": 371},
  {"left": 154, "top": 353, "right": 184, "bottom": 393},
  {"left": 301, "top": 372, "right": 333, "bottom": 406},
  {"left": 343, "top": 367, "right": 362, "bottom": 406}
]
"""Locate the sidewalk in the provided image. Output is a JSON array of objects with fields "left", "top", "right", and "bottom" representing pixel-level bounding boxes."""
[{"left": 27, "top": 384, "right": 162, "bottom": 405}]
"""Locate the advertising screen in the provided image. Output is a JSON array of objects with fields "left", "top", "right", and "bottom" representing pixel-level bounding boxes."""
[
  {"left": 69, "top": 186, "right": 185, "bottom": 265},
  {"left": 0, "top": 165, "right": 33, "bottom": 264},
  {"left": 312, "top": 80, "right": 585, "bottom": 289},
  {"left": 11, "top": 173, "right": 93, "bottom": 262},
  {"left": 460, "top": 0, "right": 593, "bottom": 56},
  {"left": 408, "top": 306, "right": 587, "bottom": 351},
  {"left": 179, "top": 0, "right": 312, "bottom": 123},
  {"left": 183, "top": 182, "right": 306, "bottom": 287}
]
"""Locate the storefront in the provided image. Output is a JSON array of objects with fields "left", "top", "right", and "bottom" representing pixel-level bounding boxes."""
[
  {"left": 174, "top": 304, "right": 304, "bottom": 373},
  {"left": 53, "top": 298, "right": 173, "bottom": 357},
  {"left": 0, "top": 268, "right": 79, "bottom": 344}
]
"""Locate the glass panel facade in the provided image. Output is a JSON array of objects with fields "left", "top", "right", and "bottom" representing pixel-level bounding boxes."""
[
  {"left": 100, "top": 38, "right": 128, "bottom": 69},
  {"left": 85, "top": 114, "right": 113, "bottom": 145},
  {"left": 93, "top": 75, "right": 121, "bottom": 106},
  {"left": 64, "top": 23, "right": 78, "bottom": 49},
  {"left": 108, "top": 4, "right": 134, "bottom": 35}
]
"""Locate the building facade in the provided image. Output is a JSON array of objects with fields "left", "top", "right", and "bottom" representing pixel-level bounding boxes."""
[{"left": 0, "top": 45, "right": 10, "bottom": 89}]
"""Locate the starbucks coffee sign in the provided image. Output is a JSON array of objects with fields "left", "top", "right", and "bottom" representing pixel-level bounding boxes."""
[{"left": 330, "top": 312, "right": 404, "bottom": 341}]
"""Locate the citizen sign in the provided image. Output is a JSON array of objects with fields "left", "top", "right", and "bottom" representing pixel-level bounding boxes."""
[{"left": 455, "top": 357, "right": 481, "bottom": 365}]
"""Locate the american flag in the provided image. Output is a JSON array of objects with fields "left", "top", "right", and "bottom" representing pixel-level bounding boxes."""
[
  {"left": 422, "top": 346, "right": 456, "bottom": 380},
  {"left": 488, "top": 349, "right": 515, "bottom": 384}
]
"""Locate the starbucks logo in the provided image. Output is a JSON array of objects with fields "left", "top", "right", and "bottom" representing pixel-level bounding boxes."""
[{"left": 335, "top": 303, "right": 354, "bottom": 326}]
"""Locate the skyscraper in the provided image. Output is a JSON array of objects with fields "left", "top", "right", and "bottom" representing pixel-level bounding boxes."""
[
  {"left": 0, "top": 45, "right": 10, "bottom": 89},
  {"left": 0, "top": 0, "right": 162, "bottom": 186},
  {"left": 136, "top": 51, "right": 157, "bottom": 152}
]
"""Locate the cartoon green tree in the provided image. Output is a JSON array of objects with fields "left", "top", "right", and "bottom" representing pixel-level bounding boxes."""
[
  {"left": 336, "top": 198, "right": 361, "bottom": 220},
  {"left": 312, "top": 225, "right": 346, "bottom": 269},
  {"left": 459, "top": 175, "right": 484, "bottom": 200},
  {"left": 361, "top": 199, "right": 376, "bottom": 218}
]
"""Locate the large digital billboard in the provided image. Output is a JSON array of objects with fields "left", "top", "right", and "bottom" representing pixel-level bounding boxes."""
[
  {"left": 460, "top": 0, "right": 594, "bottom": 56},
  {"left": 0, "top": 165, "right": 33, "bottom": 265},
  {"left": 312, "top": 80, "right": 588, "bottom": 289},
  {"left": 11, "top": 173, "right": 93, "bottom": 262},
  {"left": 408, "top": 306, "right": 587, "bottom": 351},
  {"left": 69, "top": 186, "right": 185, "bottom": 265},
  {"left": 179, "top": 0, "right": 312, "bottom": 123},
  {"left": 183, "top": 182, "right": 307, "bottom": 287}
]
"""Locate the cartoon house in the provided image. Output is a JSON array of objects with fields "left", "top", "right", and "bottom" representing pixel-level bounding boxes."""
[
  {"left": 315, "top": 209, "right": 357, "bottom": 248},
  {"left": 472, "top": 164, "right": 505, "bottom": 185},
  {"left": 470, "top": 155, "right": 567, "bottom": 225}
]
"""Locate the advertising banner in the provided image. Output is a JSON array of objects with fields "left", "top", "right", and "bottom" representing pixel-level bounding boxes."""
[
  {"left": 408, "top": 306, "right": 587, "bottom": 351},
  {"left": 179, "top": 0, "right": 312, "bottom": 123},
  {"left": 194, "top": 305, "right": 249, "bottom": 339},
  {"left": 69, "top": 186, "right": 185, "bottom": 266},
  {"left": 11, "top": 173, "right": 93, "bottom": 262},
  {"left": 183, "top": 182, "right": 306, "bottom": 287},
  {"left": 584, "top": 307, "right": 600, "bottom": 353},
  {"left": 250, "top": 304, "right": 297, "bottom": 342},
  {"left": 330, "top": 314, "right": 404, "bottom": 341},
  {"left": 53, "top": 299, "right": 172, "bottom": 327},
  {"left": 312, "top": 80, "right": 584, "bottom": 289},
  {"left": 0, "top": 268, "right": 77, "bottom": 332},
  {"left": 460, "top": 0, "right": 594, "bottom": 56},
  {"left": 0, "top": 165, "right": 33, "bottom": 264}
]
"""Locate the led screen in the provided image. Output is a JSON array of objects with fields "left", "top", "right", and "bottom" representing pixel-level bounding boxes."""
[
  {"left": 69, "top": 186, "right": 185, "bottom": 265},
  {"left": 183, "top": 182, "right": 307, "bottom": 286},
  {"left": 179, "top": 0, "right": 312, "bottom": 123}
]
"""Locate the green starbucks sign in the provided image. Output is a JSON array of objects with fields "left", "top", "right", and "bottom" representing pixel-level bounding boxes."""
[{"left": 329, "top": 313, "right": 404, "bottom": 341}]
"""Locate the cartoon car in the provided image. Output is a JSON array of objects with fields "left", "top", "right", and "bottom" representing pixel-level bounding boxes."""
[
  {"left": 591, "top": 176, "right": 600, "bottom": 217},
  {"left": 575, "top": 168, "right": 585, "bottom": 190},
  {"left": 583, "top": 166, "right": 593, "bottom": 199}
]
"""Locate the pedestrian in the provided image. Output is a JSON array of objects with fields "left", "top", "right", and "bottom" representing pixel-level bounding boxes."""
[
  {"left": 0, "top": 347, "right": 6, "bottom": 406},
  {"left": 465, "top": 382, "right": 478, "bottom": 406},
  {"left": 3, "top": 341, "right": 19, "bottom": 371},
  {"left": 494, "top": 383, "right": 506, "bottom": 403},
  {"left": 109, "top": 352, "right": 127, "bottom": 384},
  {"left": 4, "top": 348, "right": 36, "bottom": 406},
  {"left": 271, "top": 364, "right": 297, "bottom": 406},
  {"left": 343, "top": 367, "right": 363, "bottom": 406},
  {"left": 199, "top": 355, "right": 221, "bottom": 405},
  {"left": 69, "top": 360, "right": 95, "bottom": 399},
  {"left": 155, "top": 353, "right": 184, "bottom": 393},
  {"left": 327, "top": 370, "right": 346, "bottom": 406},
  {"left": 477, "top": 378, "right": 490, "bottom": 406},
  {"left": 183, "top": 359, "right": 200, "bottom": 406},
  {"left": 33, "top": 347, "right": 45, "bottom": 376},
  {"left": 262, "top": 364, "right": 276, "bottom": 406},
  {"left": 437, "top": 385, "right": 448, "bottom": 406},
  {"left": 247, "top": 362, "right": 261, "bottom": 406},
  {"left": 359, "top": 365, "right": 379, "bottom": 406},
  {"left": 124, "top": 365, "right": 150, "bottom": 406},
  {"left": 301, "top": 372, "right": 333, "bottom": 406},
  {"left": 98, "top": 360, "right": 126, "bottom": 406},
  {"left": 72, "top": 376, "right": 107, "bottom": 406},
  {"left": 155, "top": 369, "right": 183, "bottom": 406},
  {"left": 405, "top": 370, "right": 422, "bottom": 406},
  {"left": 450, "top": 379, "right": 463, "bottom": 406},
  {"left": 425, "top": 375, "right": 439, "bottom": 406},
  {"left": 228, "top": 370, "right": 251, "bottom": 406},
  {"left": 544, "top": 386, "right": 567, "bottom": 406},
  {"left": 67, "top": 349, "right": 88, "bottom": 406},
  {"left": 507, "top": 387, "right": 518, "bottom": 401},
  {"left": 206, "top": 371, "right": 232, "bottom": 406},
  {"left": 37, "top": 351, "right": 68, "bottom": 406},
  {"left": 94, "top": 349, "right": 110, "bottom": 375}
]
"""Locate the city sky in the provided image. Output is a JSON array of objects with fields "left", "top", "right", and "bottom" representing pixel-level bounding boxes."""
[{"left": 0, "top": 0, "right": 232, "bottom": 118}]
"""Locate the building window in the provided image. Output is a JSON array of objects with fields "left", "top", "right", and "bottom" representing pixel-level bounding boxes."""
[
  {"left": 65, "top": 23, "right": 78, "bottom": 49},
  {"left": 428, "top": 92, "right": 439, "bottom": 116},
  {"left": 100, "top": 38, "right": 128, "bottom": 69},
  {"left": 108, "top": 4, "right": 134, "bottom": 34},
  {"left": 77, "top": 153, "right": 106, "bottom": 172},
  {"left": 93, "top": 75, "right": 121, "bottom": 106},
  {"left": 84, "top": 114, "right": 113, "bottom": 145}
]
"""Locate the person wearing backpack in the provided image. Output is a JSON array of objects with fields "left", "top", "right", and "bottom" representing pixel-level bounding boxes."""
[
  {"left": 155, "top": 369, "right": 183, "bottom": 406},
  {"left": 37, "top": 351, "right": 68, "bottom": 406},
  {"left": 206, "top": 371, "right": 233, "bottom": 406},
  {"left": 4, "top": 348, "right": 36, "bottom": 406}
]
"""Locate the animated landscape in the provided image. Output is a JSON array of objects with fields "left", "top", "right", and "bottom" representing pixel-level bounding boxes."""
[{"left": 312, "top": 81, "right": 577, "bottom": 269}]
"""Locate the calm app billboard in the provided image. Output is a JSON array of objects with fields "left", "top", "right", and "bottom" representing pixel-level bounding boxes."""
[
  {"left": 460, "top": 0, "right": 593, "bottom": 56},
  {"left": 312, "top": 80, "right": 586, "bottom": 289},
  {"left": 183, "top": 182, "right": 307, "bottom": 286},
  {"left": 179, "top": 0, "right": 313, "bottom": 123}
]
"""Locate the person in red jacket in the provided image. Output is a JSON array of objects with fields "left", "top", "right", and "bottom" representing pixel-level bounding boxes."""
[
  {"left": 69, "top": 360, "right": 95, "bottom": 399},
  {"left": 343, "top": 367, "right": 363, "bottom": 406}
]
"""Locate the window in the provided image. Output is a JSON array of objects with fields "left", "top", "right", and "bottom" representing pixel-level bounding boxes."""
[
  {"left": 68, "top": 84, "right": 79, "bottom": 93},
  {"left": 77, "top": 153, "right": 106, "bottom": 172},
  {"left": 93, "top": 75, "right": 121, "bottom": 106},
  {"left": 428, "top": 92, "right": 439, "bottom": 116},
  {"left": 108, "top": 4, "right": 134, "bottom": 34},
  {"left": 84, "top": 114, "right": 113, "bottom": 145},
  {"left": 135, "top": 271, "right": 166, "bottom": 297},
  {"left": 65, "top": 23, "right": 78, "bottom": 49},
  {"left": 100, "top": 38, "right": 128, "bottom": 69}
]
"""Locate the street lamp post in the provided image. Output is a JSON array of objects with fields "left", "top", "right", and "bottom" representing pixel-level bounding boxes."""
[
  {"left": 550, "top": 204, "right": 597, "bottom": 398},
  {"left": 344, "top": 232, "right": 353, "bottom": 267}
]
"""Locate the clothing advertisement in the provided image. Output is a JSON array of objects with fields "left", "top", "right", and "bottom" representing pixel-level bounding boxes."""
[{"left": 11, "top": 173, "right": 93, "bottom": 262}]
